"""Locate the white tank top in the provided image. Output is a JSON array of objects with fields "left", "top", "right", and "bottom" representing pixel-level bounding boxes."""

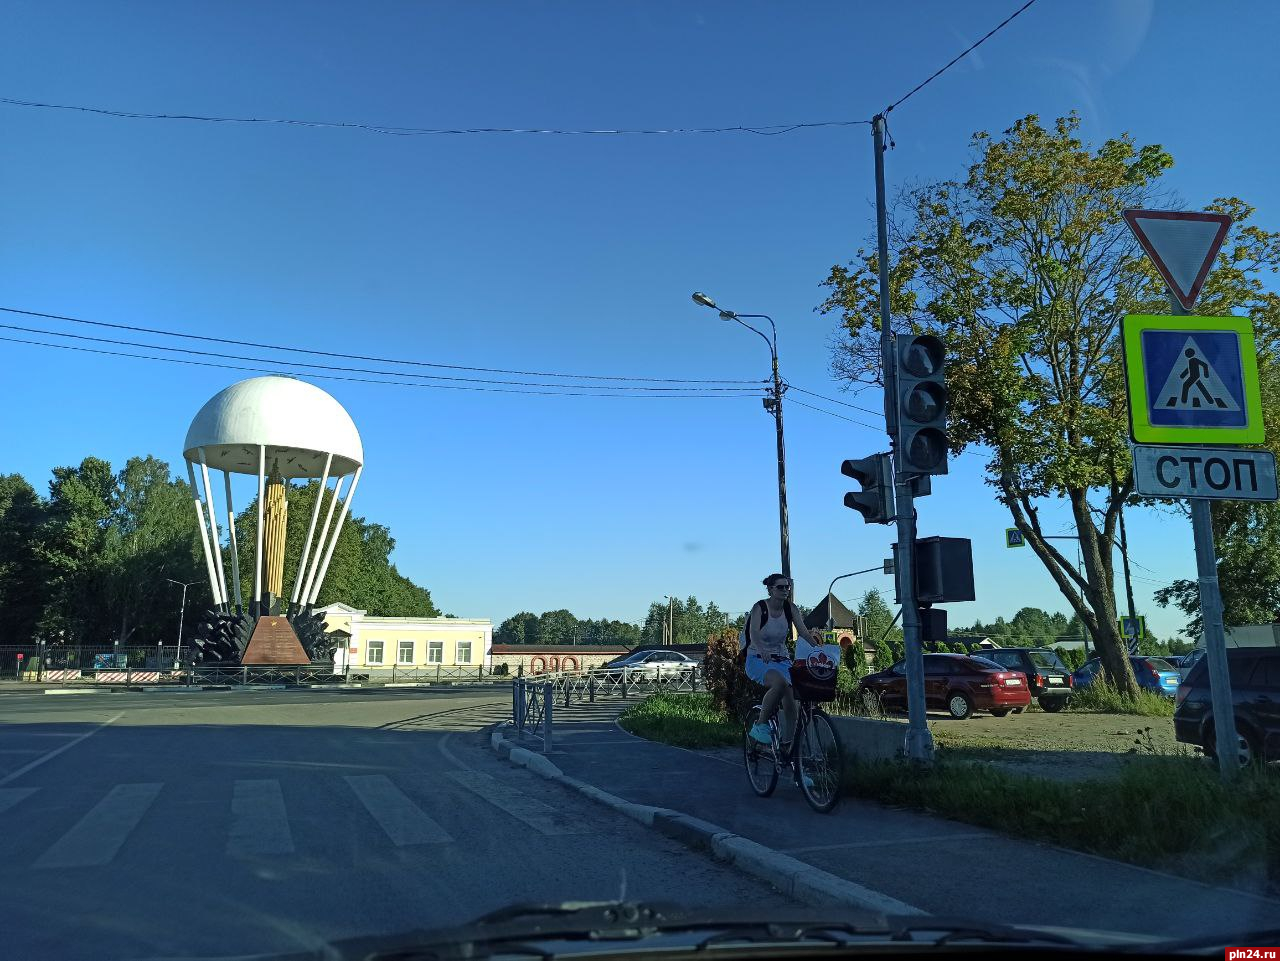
[{"left": 755, "top": 607, "right": 791, "bottom": 659}]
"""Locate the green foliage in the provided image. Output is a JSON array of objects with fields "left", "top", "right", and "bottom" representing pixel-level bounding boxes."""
[
  {"left": 494, "top": 610, "right": 641, "bottom": 645},
  {"left": 231, "top": 480, "right": 438, "bottom": 617},
  {"left": 1068, "top": 676, "right": 1175, "bottom": 717},
  {"left": 858, "top": 589, "right": 902, "bottom": 668},
  {"left": 818, "top": 113, "right": 1280, "bottom": 698},
  {"left": 618, "top": 692, "right": 739, "bottom": 748},
  {"left": 702, "top": 627, "right": 757, "bottom": 722},
  {"left": 0, "top": 475, "right": 51, "bottom": 645},
  {"left": 641, "top": 595, "right": 730, "bottom": 646},
  {"left": 844, "top": 754, "right": 1279, "bottom": 886},
  {"left": 1053, "top": 645, "right": 1086, "bottom": 671},
  {"left": 0, "top": 456, "right": 442, "bottom": 647}
]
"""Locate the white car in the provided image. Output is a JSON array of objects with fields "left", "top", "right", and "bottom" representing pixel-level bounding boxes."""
[{"left": 600, "top": 650, "right": 697, "bottom": 680}]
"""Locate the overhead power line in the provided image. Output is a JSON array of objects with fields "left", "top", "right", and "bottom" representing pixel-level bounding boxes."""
[
  {"left": 785, "top": 383, "right": 882, "bottom": 417},
  {"left": 884, "top": 0, "right": 1039, "bottom": 114},
  {"left": 0, "top": 97, "right": 869, "bottom": 137},
  {"left": 0, "top": 306, "right": 756, "bottom": 385},
  {"left": 0, "top": 3, "right": 1041, "bottom": 144},
  {"left": 786, "top": 397, "right": 879, "bottom": 430},
  {"left": 0, "top": 335, "right": 760, "bottom": 400},
  {"left": 0, "top": 320, "right": 762, "bottom": 393}
]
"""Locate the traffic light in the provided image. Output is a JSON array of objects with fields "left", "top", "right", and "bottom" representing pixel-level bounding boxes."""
[
  {"left": 841, "top": 453, "right": 895, "bottom": 525},
  {"left": 895, "top": 334, "right": 949, "bottom": 475}
]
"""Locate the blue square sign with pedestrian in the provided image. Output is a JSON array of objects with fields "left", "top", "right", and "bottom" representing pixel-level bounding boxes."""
[{"left": 1123, "top": 315, "right": 1264, "bottom": 445}]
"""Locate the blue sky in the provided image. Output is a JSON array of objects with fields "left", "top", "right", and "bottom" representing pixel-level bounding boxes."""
[{"left": 3, "top": 1, "right": 1277, "bottom": 640}]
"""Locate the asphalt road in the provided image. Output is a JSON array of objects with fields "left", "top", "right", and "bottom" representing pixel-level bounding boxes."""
[{"left": 0, "top": 688, "right": 797, "bottom": 960}]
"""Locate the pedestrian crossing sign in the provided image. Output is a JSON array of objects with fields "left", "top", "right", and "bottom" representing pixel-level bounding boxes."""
[
  {"left": 1005, "top": 527, "right": 1025, "bottom": 548},
  {"left": 1123, "top": 315, "right": 1264, "bottom": 444}
]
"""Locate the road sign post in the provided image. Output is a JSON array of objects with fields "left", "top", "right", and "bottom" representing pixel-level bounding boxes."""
[{"left": 1123, "top": 209, "right": 1249, "bottom": 778}]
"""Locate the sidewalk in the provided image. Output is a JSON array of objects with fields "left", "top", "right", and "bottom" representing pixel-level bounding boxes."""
[{"left": 503, "top": 698, "right": 1279, "bottom": 941}]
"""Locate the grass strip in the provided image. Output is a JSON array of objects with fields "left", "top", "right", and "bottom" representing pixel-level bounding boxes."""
[
  {"left": 618, "top": 692, "right": 741, "bottom": 748},
  {"left": 846, "top": 751, "right": 1279, "bottom": 886}
]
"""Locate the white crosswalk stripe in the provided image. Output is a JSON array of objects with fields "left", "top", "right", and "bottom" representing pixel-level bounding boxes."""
[
  {"left": 447, "top": 770, "right": 591, "bottom": 836},
  {"left": 35, "top": 783, "right": 162, "bottom": 869},
  {"left": 344, "top": 774, "right": 453, "bottom": 845},
  {"left": 228, "top": 779, "right": 294, "bottom": 857},
  {"left": 0, "top": 787, "right": 37, "bottom": 814}
]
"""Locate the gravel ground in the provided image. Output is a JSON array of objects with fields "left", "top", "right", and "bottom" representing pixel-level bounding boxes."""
[{"left": 925, "top": 709, "right": 1197, "bottom": 781}]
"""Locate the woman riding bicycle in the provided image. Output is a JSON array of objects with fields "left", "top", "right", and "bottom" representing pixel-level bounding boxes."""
[{"left": 744, "top": 573, "right": 820, "bottom": 752}]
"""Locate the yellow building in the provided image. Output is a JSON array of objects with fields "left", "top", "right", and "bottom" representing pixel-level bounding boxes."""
[{"left": 318, "top": 603, "right": 493, "bottom": 677}]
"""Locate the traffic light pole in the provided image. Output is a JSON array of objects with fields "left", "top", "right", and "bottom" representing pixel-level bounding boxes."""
[
  {"left": 772, "top": 351, "right": 791, "bottom": 582},
  {"left": 873, "top": 114, "right": 933, "bottom": 762}
]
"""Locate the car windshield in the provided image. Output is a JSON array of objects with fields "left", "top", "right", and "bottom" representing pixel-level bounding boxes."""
[{"left": 7, "top": 3, "right": 1278, "bottom": 957}]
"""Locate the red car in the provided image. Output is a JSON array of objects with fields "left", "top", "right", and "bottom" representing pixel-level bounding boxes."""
[{"left": 855, "top": 653, "right": 1031, "bottom": 719}]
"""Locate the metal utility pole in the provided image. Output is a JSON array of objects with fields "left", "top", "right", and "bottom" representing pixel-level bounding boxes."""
[
  {"left": 1117, "top": 505, "right": 1140, "bottom": 644},
  {"left": 691, "top": 292, "right": 791, "bottom": 584},
  {"left": 873, "top": 114, "right": 932, "bottom": 762},
  {"left": 1164, "top": 298, "right": 1239, "bottom": 774}
]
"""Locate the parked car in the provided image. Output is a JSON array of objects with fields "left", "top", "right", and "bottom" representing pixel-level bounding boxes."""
[
  {"left": 1174, "top": 648, "right": 1280, "bottom": 765},
  {"left": 856, "top": 652, "right": 1031, "bottom": 720},
  {"left": 976, "top": 647, "right": 1074, "bottom": 711},
  {"left": 1179, "top": 648, "right": 1206, "bottom": 681},
  {"left": 1072, "top": 656, "right": 1181, "bottom": 697},
  {"left": 599, "top": 649, "right": 696, "bottom": 680},
  {"left": 1162, "top": 654, "right": 1186, "bottom": 669}
]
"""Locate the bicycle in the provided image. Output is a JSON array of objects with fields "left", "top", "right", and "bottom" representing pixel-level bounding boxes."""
[{"left": 743, "top": 691, "right": 844, "bottom": 814}]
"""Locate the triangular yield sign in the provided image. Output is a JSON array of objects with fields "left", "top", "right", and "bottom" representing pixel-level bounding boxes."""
[{"left": 1123, "top": 209, "right": 1232, "bottom": 310}]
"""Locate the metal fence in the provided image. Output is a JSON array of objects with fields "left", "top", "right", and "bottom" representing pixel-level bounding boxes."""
[
  {"left": 510, "top": 664, "right": 702, "bottom": 752},
  {"left": 0, "top": 645, "right": 503, "bottom": 687}
]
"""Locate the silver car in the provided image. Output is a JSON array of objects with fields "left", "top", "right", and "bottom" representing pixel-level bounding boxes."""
[{"left": 600, "top": 650, "right": 697, "bottom": 680}]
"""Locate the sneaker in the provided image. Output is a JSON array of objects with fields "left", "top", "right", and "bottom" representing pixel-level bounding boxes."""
[
  {"left": 749, "top": 722, "right": 772, "bottom": 745},
  {"left": 799, "top": 773, "right": 815, "bottom": 790}
]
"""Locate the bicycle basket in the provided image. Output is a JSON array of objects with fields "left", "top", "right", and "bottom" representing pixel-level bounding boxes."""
[{"left": 791, "top": 659, "right": 837, "bottom": 702}]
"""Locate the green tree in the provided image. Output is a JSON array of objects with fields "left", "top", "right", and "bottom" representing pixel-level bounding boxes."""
[
  {"left": 231, "top": 481, "right": 439, "bottom": 617},
  {"left": 536, "top": 609, "right": 578, "bottom": 644},
  {"left": 101, "top": 457, "right": 206, "bottom": 645},
  {"left": 496, "top": 611, "right": 539, "bottom": 644},
  {"left": 819, "top": 113, "right": 1280, "bottom": 697},
  {"left": 36, "top": 457, "right": 117, "bottom": 642},
  {"left": 858, "top": 589, "right": 902, "bottom": 668},
  {"left": 0, "top": 474, "right": 51, "bottom": 645}
]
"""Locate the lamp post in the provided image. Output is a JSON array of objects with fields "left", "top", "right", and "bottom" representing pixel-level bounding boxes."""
[
  {"left": 692, "top": 292, "right": 791, "bottom": 584},
  {"left": 825, "top": 566, "right": 887, "bottom": 629},
  {"left": 166, "top": 578, "right": 199, "bottom": 674}
]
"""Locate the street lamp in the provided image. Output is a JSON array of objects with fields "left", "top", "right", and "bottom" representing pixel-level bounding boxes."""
[
  {"left": 691, "top": 291, "right": 791, "bottom": 583},
  {"left": 825, "top": 565, "right": 888, "bottom": 629},
  {"left": 166, "top": 578, "right": 199, "bottom": 675}
]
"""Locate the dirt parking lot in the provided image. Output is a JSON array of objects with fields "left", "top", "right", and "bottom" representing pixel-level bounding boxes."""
[{"left": 925, "top": 708, "right": 1194, "bottom": 781}]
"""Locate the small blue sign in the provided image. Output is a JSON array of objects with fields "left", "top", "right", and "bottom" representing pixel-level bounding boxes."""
[{"left": 1141, "top": 329, "right": 1247, "bottom": 429}]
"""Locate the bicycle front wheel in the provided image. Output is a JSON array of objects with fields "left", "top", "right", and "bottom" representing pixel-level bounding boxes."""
[
  {"left": 743, "top": 706, "right": 779, "bottom": 798},
  {"left": 797, "top": 707, "right": 843, "bottom": 813}
]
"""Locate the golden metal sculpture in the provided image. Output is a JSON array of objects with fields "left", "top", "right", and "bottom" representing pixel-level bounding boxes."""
[{"left": 263, "top": 461, "right": 288, "bottom": 602}]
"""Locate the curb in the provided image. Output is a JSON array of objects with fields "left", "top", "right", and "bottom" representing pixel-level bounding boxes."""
[{"left": 487, "top": 722, "right": 923, "bottom": 917}]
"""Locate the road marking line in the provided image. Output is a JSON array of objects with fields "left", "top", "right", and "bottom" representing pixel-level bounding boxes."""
[
  {"left": 447, "top": 770, "right": 592, "bottom": 836},
  {"left": 35, "top": 782, "right": 162, "bottom": 868},
  {"left": 782, "top": 833, "right": 989, "bottom": 854},
  {"left": 0, "top": 787, "right": 37, "bottom": 814},
  {"left": 228, "top": 780, "right": 295, "bottom": 857},
  {"left": 344, "top": 775, "right": 452, "bottom": 845},
  {"left": 0, "top": 713, "right": 123, "bottom": 786}
]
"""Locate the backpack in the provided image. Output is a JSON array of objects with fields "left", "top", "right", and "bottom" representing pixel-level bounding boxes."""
[{"left": 738, "top": 600, "right": 795, "bottom": 656}]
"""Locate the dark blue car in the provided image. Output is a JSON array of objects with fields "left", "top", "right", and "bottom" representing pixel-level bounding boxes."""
[{"left": 1072, "top": 656, "right": 1181, "bottom": 698}]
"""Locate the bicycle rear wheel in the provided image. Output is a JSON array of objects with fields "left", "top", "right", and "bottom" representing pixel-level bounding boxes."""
[
  {"left": 797, "top": 706, "right": 843, "bottom": 813},
  {"left": 743, "top": 706, "right": 779, "bottom": 797}
]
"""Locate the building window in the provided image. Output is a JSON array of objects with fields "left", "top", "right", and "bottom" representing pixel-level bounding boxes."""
[
  {"left": 367, "top": 641, "right": 384, "bottom": 665},
  {"left": 428, "top": 641, "right": 443, "bottom": 664},
  {"left": 457, "top": 641, "right": 473, "bottom": 664},
  {"left": 397, "top": 641, "right": 414, "bottom": 664}
]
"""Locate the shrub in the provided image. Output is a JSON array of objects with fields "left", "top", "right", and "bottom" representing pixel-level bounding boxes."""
[
  {"left": 1069, "top": 675, "right": 1175, "bottom": 716},
  {"left": 702, "top": 629, "right": 759, "bottom": 722},
  {"left": 619, "top": 692, "right": 739, "bottom": 748}
]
